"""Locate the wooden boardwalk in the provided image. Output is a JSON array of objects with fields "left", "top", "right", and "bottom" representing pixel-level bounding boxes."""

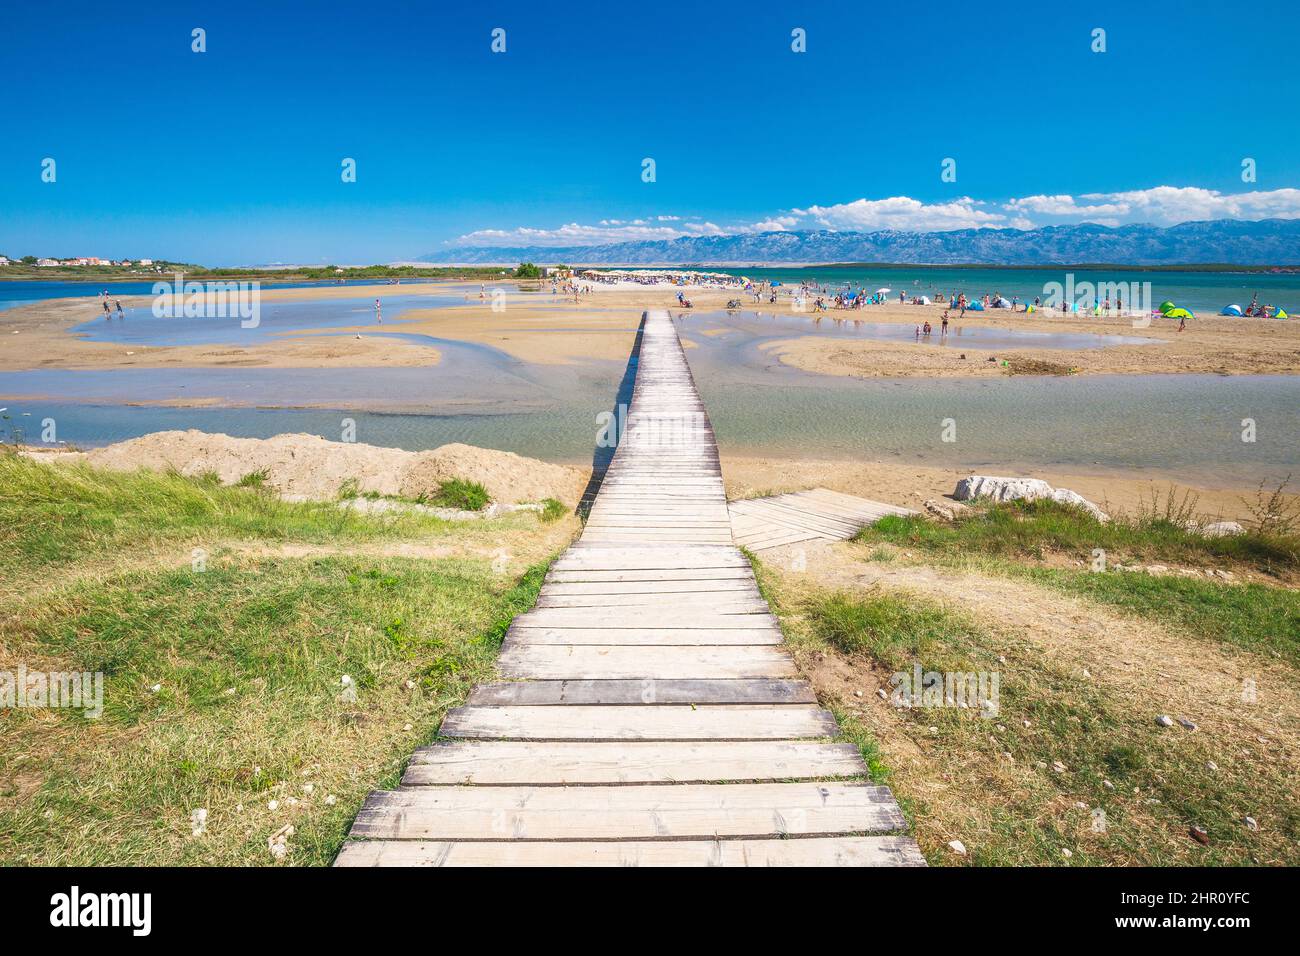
[
  {"left": 729, "top": 489, "right": 916, "bottom": 552},
  {"left": 335, "top": 310, "right": 923, "bottom": 867}
]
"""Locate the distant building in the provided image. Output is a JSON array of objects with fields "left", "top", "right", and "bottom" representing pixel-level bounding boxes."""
[
  {"left": 137, "top": 258, "right": 154, "bottom": 266},
  {"left": 0, "top": 256, "right": 10, "bottom": 266},
  {"left": 37, "top": 258, "right": 59, "bottom": 267}
]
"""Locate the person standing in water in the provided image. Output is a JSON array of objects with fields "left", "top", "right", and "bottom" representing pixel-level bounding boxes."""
[{"left": 375, "top": 298, "right": 382, "bottom": 323}]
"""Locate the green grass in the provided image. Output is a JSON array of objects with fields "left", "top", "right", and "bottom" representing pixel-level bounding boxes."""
[
  {"left": 539, "top": 498, "right": 567, "bottom": 523},
  {"left": 0, "top": 451, "right": 562, "bottom": 865},
  {"left": 0, "top": 451, "right": 479, "bottom": 580},
  {"left": 774, "top": 579, "right": 1300, "bottom": 865},
  {"left": 861, "top": 498, "right": 1299, "bottom": 576},
  {"left": 1018, "top": 566, "right": 1300, "bottom": 666},
  {"left": 804, "top": 590, "right": 995, "bottom": 673},
  {"left": 424, "top": 478, "right": 490, "bottom": 511},
  {"left": 0, "top": 553, "right": 551, "bottom": 865}
]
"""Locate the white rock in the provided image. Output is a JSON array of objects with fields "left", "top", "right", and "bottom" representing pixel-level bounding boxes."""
[
  {"left": 1156, "top": 715, "right": 1174, "bottom": 727},
  {"left": 403, "top": 723, "right": 413, "bottom": 731},
  {"left": 1207, "top": 760, "right": 1218, "bottom": 771},
  {"left": 1062, "top": 848, "right": 1073, "bottom": 859},
  {"left": 302, "top": 783, "right": 314, "bottom": 795},
  {"left": 190, "top": 808, "right": 208, "bottom": 837},
  {"left": 1177, "top": 717, "right": 1198, "bottom": 731},
  {"left": 269, "top": 842, "right": 288, "bottom": 860},
  {"left": 1244, "top": 816, "right": 1259, "bottom": 831},
  {"left": 341, "top": 675, "right": 353, "bottom": 687},
  {"left": 1202, "top": 521, "right": 1245, "bottom": 537},
  {"left": 1102, "top": 779, "right": 1115, "bottom": 790},
  {"left": 1049, "top": 488, "right": 1110, "bottom": 522},
  {"left": 951, "top": 476, "right": 1108, "bottom": 521},
  {"left": 953, "top": 475, "right": 1053, "bottom": 503},
  {"left": 948, "top": 840, "right": 967, "bottom": 856},
  {"left": 325, "top": 795, "right": 337, "bottom": 806},
  {"left": 267, "top": 800, "right": 279, "bottom": 811}
]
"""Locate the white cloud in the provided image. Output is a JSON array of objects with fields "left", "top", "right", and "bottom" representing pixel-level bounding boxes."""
[
  {"left": 451, "top": 186, "right": 1300, "bottom": 247},
  {"left": 454, "top": 219, "right": 730, "bottom": 247},
  {"left": 790, "top": 196, "right": 1006, "bottom": 232},
  {"left": 1009, "top": 186, "right": 1300, "bottom": 225}
]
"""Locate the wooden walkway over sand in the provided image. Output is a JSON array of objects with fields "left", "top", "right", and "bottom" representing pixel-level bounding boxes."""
[
  {"left": 729, "top": 489, "right": 916, "bottom": 552},
  {"left": 335, "top": 310, "right": 923, "bottom": 867}
]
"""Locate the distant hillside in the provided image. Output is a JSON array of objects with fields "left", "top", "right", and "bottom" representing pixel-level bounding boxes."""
[{"left": 421, "top": 219, "right": 1300, "bottom": 266}]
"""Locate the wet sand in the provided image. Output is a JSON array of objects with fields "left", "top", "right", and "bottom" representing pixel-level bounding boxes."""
[
  {"left": 5, "top": 280, "right": 1300, "bottom": 377},
  {"left": 718, "top": 455, "right": 1290, "bottom": 526}
]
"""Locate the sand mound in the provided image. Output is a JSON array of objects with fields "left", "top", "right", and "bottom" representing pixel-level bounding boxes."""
[
  {"left": 399, "top": 443, "right": 584, "bottom": 506},
  {"left": 85, "top": 430, "right": 583, "bottom": 505}
]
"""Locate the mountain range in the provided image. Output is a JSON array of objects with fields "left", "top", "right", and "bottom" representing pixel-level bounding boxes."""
[{"left": 420, "top": 218, "right": 1300, "bottom": 267}]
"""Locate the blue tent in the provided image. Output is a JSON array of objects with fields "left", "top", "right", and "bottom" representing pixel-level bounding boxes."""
[
  {"left": 1221, "top": 304, "right": 1243, "bottom": 316},
  {"left": 967, "top": 301, "right": 985, "bottom": 311}
]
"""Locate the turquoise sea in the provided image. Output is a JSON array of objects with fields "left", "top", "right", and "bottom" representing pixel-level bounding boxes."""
[{"left": 713, "top": 266, "right": 1300, "bottom": 316}]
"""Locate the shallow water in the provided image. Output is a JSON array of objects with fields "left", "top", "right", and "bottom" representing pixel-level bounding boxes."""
[
  {"left": 679, "top": 309, "right": 1164, "bottom": 353},
  {"left": 65, "top": 293, "right": 464, "bottom": 348},
  {"left": 2, "top": 307, "right": 1296, "bottom": 488}
]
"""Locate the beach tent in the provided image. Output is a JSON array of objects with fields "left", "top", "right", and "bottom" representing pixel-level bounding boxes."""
[
  {"left": 1277, "top": 308, "right": 1290, "bottom": 319},
  {"left": 1165, "top": 307, "right": 1194, "bottom": 319},
  {"left": 993, "top": 297, "right": 1011, "bottom": 309},
  {"left": 966, "top": 301, "right": 985, "bottom": 311},
  {"left": 1158, "top": 300, "right": 1176, "bottom": 315},
  {"left": 918, "top": 295, "right": 931, "bottom": 305},
  {"left": 1026, "top": 305, "right": 1037, "bottom": 313},
  {"left": 771, "top": 281, "right": 782, "bottom": 287},
  {"left": 1221, "top": 304, "right": 1243, "bottom": 316}
]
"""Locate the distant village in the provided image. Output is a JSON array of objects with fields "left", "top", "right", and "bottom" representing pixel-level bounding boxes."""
[{"left": 0, "top": 255, "right": 161, "bottom": 270}]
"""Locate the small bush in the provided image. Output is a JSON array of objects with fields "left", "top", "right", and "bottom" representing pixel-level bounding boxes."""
[
  {"left": 234, "top": 468, "right": 270, "bottom": 490},
  {"left": 430, "top": 478, "right": 489, "bottom": 511},
  {"left": 539, "top": 498, "right": 567, "bottom": 523}
]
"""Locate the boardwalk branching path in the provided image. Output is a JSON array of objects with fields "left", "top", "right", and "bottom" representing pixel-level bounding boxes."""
[{"left": 336, "top": 310, "right": 924, "bottom": 867}]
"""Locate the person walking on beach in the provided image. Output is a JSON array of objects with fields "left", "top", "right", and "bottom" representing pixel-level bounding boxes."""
[
  {"left": 114, "top": 299, "right": 123, "bottom": 314},
  {"left": 375, "top": 298, "right": 382, "bottom": 323},
  {"left": 102, "top": 300, "right": 111, "bottom": 318},
  {"left": 941, "top": 311, "right": 949, "bottom": 334}
]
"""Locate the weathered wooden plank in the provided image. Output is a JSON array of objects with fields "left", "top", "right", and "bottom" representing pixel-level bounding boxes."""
[
  {"left": 440, "top": 704, "right": 835, "bottom": 740},
  {"left": 404, "top": 740, "right": 859, "bottom": 783},
  {"left": 466, "top": 678, "right": 815, "bottom": 705},
  {"left": 348, "top": 782, "right": 907, "bottom": 840},
  {"left": 497, "top": 645, "right": 796, "bottom": 679},
  {"left": 504, "top": 626, "right": 782, "bottom": 646},
  {"left": 335, "top": 836, "right": 926, "bottom": 867}
]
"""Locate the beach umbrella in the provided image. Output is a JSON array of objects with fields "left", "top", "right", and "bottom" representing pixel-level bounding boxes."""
[
  {"left": 875, "top": 287, "right": 891, "bottom": 294},
  {"left": 1221, "top": 304, "right": 1243, "bottom": 316},
  {"left": 1165, "top": 307, "right": 1194, "bottom": 319},
  {"left": 1158, "top": 300, "right": 1176, "bottom": 314}
]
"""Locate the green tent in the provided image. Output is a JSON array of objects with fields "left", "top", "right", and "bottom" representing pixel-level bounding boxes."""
[{"left": 1159, "top": 300, "right": 1176, "bottom": 314}]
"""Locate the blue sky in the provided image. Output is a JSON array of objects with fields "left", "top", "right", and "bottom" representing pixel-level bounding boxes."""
[{"left": 2, "top": 0, "right": 1297, "bottom": 265}]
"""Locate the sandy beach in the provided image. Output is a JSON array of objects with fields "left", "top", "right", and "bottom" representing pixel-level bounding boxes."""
[{"left": 5, "top": 279, "right": 1300, "bottom": 377}]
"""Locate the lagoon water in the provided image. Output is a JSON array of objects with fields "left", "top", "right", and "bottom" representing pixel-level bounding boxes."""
[{"left": 2, "top": 306, "right": 1296, "bottom": 488}]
